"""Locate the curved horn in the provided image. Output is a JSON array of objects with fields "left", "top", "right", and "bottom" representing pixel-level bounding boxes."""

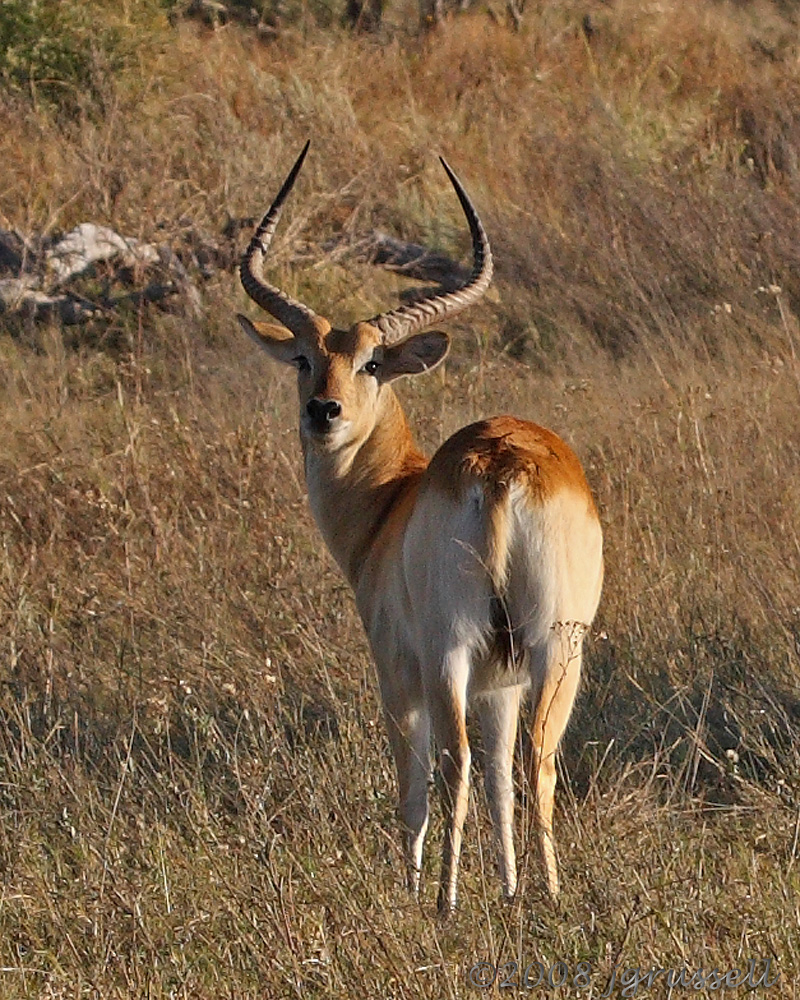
[
  {"left": 369, "top": 157, "right": 494, "bottom": 345},
  {"left": 240, "top": 140, "right": 320, "bottom": 336}
]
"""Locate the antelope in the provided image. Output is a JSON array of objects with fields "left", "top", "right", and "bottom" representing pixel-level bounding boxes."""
[{"left": 237, "top": 142, "right": 604, "bottom": 910}]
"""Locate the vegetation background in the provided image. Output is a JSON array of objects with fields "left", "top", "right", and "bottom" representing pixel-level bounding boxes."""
[{"left": 0, "top": 0, "right": 799, "bottom": 996}]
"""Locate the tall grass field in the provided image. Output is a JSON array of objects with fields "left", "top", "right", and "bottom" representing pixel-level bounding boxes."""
[{"left": 0, "top": 0, "right": 798, "bottom": 995}]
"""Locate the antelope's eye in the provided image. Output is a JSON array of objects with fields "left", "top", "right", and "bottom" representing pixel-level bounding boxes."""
[
  {"left": 294, "top": 356, "right": 311, "bottom": 373},
  {"left": 361, "top": 359, "right": 380, "bottom": 377}
]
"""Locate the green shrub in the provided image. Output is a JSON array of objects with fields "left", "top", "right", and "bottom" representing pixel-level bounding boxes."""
[{"left": 0, "top": 0, "right": 170, "bottom": 112}]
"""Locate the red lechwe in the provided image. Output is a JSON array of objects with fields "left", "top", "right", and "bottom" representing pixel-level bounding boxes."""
[{"left": 236, "top": 142, "right": 604, "bottom": 911}]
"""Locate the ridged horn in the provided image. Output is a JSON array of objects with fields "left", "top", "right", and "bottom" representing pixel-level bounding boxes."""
[
  {"left": 369, "top": 157, "right": 493, "bottom": 346},
  {"left": 240, "top": 140, "right": 320, "bottom": 336}
]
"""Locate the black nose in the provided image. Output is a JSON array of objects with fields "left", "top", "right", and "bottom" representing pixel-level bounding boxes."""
[{"left": 306, "top": 398, "right": 342, "bottom": 430}]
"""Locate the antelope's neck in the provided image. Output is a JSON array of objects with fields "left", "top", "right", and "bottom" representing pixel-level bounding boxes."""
[{"left": 303, "top": 390, "right": 428, "bottom": 586}]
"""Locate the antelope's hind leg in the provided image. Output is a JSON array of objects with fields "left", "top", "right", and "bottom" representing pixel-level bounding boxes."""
[
  {"left": 476, "top": 684, "right": 524, "bottom": 901},
  {"left": 526, "top": 628, "right": 584, "bottom": 897}
]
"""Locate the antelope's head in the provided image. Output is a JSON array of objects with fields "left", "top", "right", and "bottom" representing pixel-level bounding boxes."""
[{"left": 237, "top": 142, "right": 493, "bottom": 454}]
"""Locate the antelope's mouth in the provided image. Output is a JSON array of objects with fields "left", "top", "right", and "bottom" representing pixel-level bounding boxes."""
[{"left": 302, "top": 415, "right": 352, "bottom": 447}]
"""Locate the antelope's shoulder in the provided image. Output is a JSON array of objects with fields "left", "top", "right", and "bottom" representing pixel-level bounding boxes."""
[{"left": 425, "top": 415, "right": 595, "bottom": 505}]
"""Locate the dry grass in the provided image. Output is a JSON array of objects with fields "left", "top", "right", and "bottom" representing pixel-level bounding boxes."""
[{"left": 0, "top": 2, "right": 799, "bottom": 997}]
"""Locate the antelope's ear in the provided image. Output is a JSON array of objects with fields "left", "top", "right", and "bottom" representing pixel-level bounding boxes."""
[
  {"left": 380, "top": 331, "right": 450, "bottom": 381},
  {"left": 237, "top": 315, "right": 299, "bottom": 366}
]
